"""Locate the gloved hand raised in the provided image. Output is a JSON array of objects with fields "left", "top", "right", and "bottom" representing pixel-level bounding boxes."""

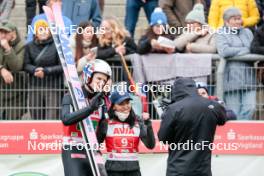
[{"left": 89, "top": 92, "right": 104, "bottom": 112}]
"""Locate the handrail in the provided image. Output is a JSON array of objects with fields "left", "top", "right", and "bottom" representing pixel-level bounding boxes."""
[
  {"left": 107, "top": 53, "right": 264, "bottom": 62},
  {"left": 4, "top": 53, "right": 264, "bottom": 101},
  {"left": 106, "top": 53, "right": 264, "bottom": 100},
  {"left": 214, "top": 54, "right": 264, "bottom": 99},
  {"left": 2, "top": 53, "right": 264, "bottom": 120}
]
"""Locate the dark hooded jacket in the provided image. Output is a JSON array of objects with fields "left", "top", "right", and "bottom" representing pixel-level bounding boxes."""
[
  {"left": 24, "top": 37, "right": 63, "bottom": 88},
  {"left": 158, "top": 78, "right": 226, "bottom": 176},
  {"left": 251, "top": 24, "right": 264, "bottom": 55}
]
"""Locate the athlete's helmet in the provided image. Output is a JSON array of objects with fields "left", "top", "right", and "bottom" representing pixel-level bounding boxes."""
[{"left": 82, "top": 59, "right": 112, "bottom": 84}]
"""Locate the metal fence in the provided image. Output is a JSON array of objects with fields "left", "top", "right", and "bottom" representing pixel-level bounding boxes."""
[
  {"left": 0, "top": 72, "right": 65, "bottom": 120},
  {"left": 1, "top": 54, "right": 264, "bottom": 120}
]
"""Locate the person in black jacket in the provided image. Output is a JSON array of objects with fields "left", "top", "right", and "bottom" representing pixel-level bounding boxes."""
[
  {"left": 251, "top": 23, "right": 264, "bottom": 55},
  {"left": 137, "top": 7, "right": 176, "bottom": 55},
  {"left": 256, "top": 0, "right": 264, "bottom": 25},
  {"left": 97, "top": 17, "right": 137, "bottom": 61},
  {"left": 24, "top": 20, "right": 63, "bottom": 120},
  {"left": 97, "top": 88, "right": 155, "bottom": 176},
  {"left": 251, "top": 23, "right": 264, "bottom": 116},
  {"left": 61, "top": 59, "right": 112, "bottom": 176},
  {"left": 158, "top": 77, "right": 226, "bottom": 176},
  {"left": 251, "top": 24, "right": 264, "bottom": 86}
]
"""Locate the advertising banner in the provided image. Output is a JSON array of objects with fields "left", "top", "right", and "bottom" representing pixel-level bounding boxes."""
[{"left": 0, "top": 121, "right": 264, "bottom": 154}]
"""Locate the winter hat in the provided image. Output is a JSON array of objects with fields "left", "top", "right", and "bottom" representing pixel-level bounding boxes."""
[
  {"left": 150, "top": 7, "right": 168, "bottom": 26},
  {"left": 34, "top": 20, "right": 49, "bottom": 35},
  {"left": 0, "top": 22, "right": 16, "bottom": 32},
  {"left": 185, "top": 3, "right": 206, "bottom": 24},
  {"left": 110, "top": 89, "right": 132, "bottom": 105},
  {"left": 223, "top": 7, "right": 242, "bottom": 21}
]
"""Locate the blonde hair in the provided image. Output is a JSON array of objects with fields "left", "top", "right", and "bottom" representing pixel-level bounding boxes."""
[
  {"left": 34, "top": 20, "right": 49, "bottom": 35},
  {"left": 98, "top": 17, "right": 130, "bottom": 47}
]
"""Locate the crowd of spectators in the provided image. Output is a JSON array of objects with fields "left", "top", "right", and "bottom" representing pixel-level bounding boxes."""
[{"left": 1, "top": 0, "right": 264, "bottom": 120}]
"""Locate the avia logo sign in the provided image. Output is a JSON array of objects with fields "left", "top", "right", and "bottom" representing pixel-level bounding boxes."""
[
  {"left": 113, "top": 128, "right": 135, "bottom": 135},
  {"left": 9, "top": 172, "right": 48, "bottom": 176}
]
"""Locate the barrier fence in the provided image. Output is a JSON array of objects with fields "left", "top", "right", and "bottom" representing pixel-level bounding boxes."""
[{"left": 1, "top": 54, "right": 264, "bottom": 120}]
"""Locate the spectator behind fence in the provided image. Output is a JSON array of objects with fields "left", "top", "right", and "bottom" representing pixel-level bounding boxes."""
[
  {"left": 97, "top": 17, "right": 137, "bottom": 61},
  {"left": 0, "top": 0, "right": 15, "bottom": 23},
  {"left": 24, "top": 20, "right": 63, "bottom": 120},
  {"left": 62, "top": 0, "right": 101, "bottom": 27},
  {"left": 159, "top": 0, "right": 204, "bottom": 33},
  {"left": 256, "top": 0, "right": 264, "bottom": 25},
  {"left": 158, "top": 77, "right": 226, "bottom": 176},
  {"left": 0, "top": 23, "right": 26, "bottom": 120},
  {"left": 70, "top": 21, "right": 98, "bottom": 76},
  {"left": 26, "top": 0, "right": 72, "bottom": 43},
  {"left": 174, "top": 3, "right": 216, "bottom": 53},
  {"left": 25, "top": 0, "right": 47, "bottom": 29},
  {"left": 216, "top": 7, "right": 256, "bottom": 120},
  {"left": 208, "top": 0, "right": 260, "bottom": 29},
  {"left": 196, "top": 82, "right": 237, "bottom": 120},
  {"left": 251, "top": 16, "right": 264, "bottom": 88},
  {"left": 251, "top": 15, "right": 264, "bottom": 55},
  {"left": 137, "top": 7, "right": 176, "bottom": 55},
  {"left": 125, "top": 0, "right": 158, "bottom": 38}
]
